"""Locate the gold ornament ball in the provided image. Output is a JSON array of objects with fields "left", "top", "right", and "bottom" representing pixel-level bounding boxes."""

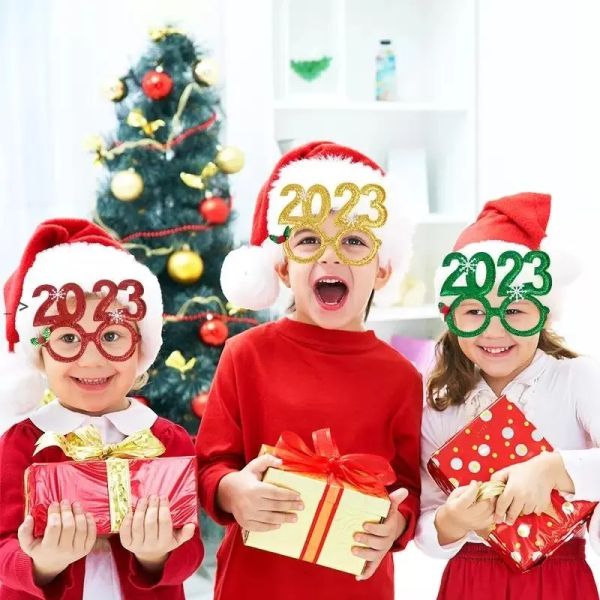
[
  {"left": 103, "top": 78, "right": 127, "bottom": 102},
  {"left": 193, "top": 58, "right": 219, "bottom": 86},
  {"left": 215, "top": 146, "right": 245, "bottom": 174},
  {"left": 167, "top": 249, "right": 204, "bottom": 284},
  {"left": 110, "top": 169, "right": 144, "bottom": 202}
]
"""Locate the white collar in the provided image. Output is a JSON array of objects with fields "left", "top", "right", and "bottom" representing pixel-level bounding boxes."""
[
  {"left": 465, "top": 349, "right": 554, "bottom": 408},
  {"left": 30, "top": 398, "right": 158, "bottom": 435}
]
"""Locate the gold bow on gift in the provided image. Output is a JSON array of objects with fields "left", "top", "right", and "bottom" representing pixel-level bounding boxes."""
[
  {"left": 475, "top": 480, "right": 560, "bottom": 523},
  {"left": 127, "top": 109, "right": 166, "bottom": 137},
  {"left": 34, "top": 425, "right": 166, "bottom": 532},
  {"left": 34, "top": 424, "right": 166, "bottom": 460},
  {"left": 476, "top": 480, "right": 506, "bottom": 502}
]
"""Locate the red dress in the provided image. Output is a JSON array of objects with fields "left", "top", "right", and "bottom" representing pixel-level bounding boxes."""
[
  {"left": 0, "top": 417, "right": 203, "bottom": 599},
  {"left": 196, "top": 318, "right": 423, "bottom": 600},
  {"left": 438, "top": 540, "right": 598, "bottom": 600}
]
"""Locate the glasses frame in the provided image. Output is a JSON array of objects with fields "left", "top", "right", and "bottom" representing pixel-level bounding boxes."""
[
  {"left": 445, "top": 294, "right": 549, "bottom": 338},
  {"left": 44, "top": 321, "right": 140, "bottom": 362}
]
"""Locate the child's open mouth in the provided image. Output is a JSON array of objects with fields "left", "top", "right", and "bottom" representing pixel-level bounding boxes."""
[
  {"left": 313, "top": 277, "right": 349, "bottom": 311},
  {"left": 71, "top": 375, "right": 114, "bottom": 392}
]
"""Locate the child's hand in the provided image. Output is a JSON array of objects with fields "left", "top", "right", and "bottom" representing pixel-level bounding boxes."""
[
  {"left": 119, "top": 495, "right": 196, "bottom": 574},
  {"left": 490, "top": 452, "right": 566, "bottom": 525},
  {"left": 217, "top": 454, "right": 304, "bottom": 532},
  {"left": 352, "top": 488, "right": 408, "bottom": 581},
  {"left": 435, "top": 481, "right": 495, "bottom": 545},
  {"left": 18, "top": 500, "right": 97, "bottom": 586}
]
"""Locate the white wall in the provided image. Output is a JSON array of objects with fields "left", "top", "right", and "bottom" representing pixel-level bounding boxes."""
[
  {"left": 477, "top": 0, "right": 600, "bottom": 359},
  {"left": 477, "top": 0, "right": 600, "bottom": 585}
]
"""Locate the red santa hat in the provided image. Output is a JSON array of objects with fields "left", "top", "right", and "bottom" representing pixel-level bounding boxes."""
[
  {"left": 2, "top": 219, "right": 163, "bottom": 405},
  {"left": 220, "top": 141, "right": 413, "bottom": 310},
  {"left": 435, "top": 192, "right": 578, "bottom": 319}
]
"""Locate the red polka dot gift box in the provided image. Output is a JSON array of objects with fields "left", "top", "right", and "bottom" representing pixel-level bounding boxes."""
[{"left": 427, "top": 395, "right": 597, "bottom": 573}]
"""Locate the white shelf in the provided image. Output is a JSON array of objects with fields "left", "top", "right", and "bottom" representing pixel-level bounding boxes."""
[
  {"left": 367, "top": 304, "right": 440, "bottom": 323},
  {"left": 272, "top": 0, "right": 477, "bottom": 342},
  {"left": 274, "top": 99, "right": 471, "bottom": 113}
]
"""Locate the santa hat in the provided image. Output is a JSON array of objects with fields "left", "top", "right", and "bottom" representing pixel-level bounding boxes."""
[
  {"left": 221, "top": 141, "right": 413, "bottom": 310},
  {"left": 1, "top": 219, "right": 164, "bottom": 426},
  {"left": 435, "top": 192, "right": 578, "bottom": 320}
]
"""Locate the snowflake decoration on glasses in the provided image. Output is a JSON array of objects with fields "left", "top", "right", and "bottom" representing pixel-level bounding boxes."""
[
  {"left": 508, "top": 283, "right": 526, "bottom": 302},
  {"left": 108, "top": 309, "right": 125, "bottom": 324},
  {"left": 344, "top": 212, "right": 360, "bottom": 227},
  {"left": 459, "top": 256, "right": 477, "bottom": 275},
  {"left": 49, "top": 288, "right": 66, "bottom": 301}
]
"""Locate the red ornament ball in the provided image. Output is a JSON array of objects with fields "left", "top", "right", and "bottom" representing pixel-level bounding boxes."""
[
  {"left": 199, "top": 318, "right": 229, "bottom": 346},
  {"left": 199, "top": 196, "right": 231, "bottom": 225},
  {"left": 191, "top": 392, "right": 209, "bottom": 418},
  {"left": 141, "top": 69, "right": 173, "bottom": 100},
  {"left": 131, "top": 395, "right": 150, "bottom": 407}
]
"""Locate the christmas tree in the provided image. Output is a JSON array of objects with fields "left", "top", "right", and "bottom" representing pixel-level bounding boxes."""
[{"left": 90, "top": 27, "right": 263, "bottom": 551}]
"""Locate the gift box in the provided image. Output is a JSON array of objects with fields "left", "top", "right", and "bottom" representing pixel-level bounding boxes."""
[
  {"left": 427, "top": 395, "right": 597, "bottom": 572},
  {"left": 243, "top": 429, "right": 393, "bottom": 576},
  {"left": 25, "top": 425, "right": 199, "bottom": 536}
]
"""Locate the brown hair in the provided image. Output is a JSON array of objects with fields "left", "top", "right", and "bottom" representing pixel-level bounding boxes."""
[{"left": 426, "top": 329, "right": 578, "bottom": 411}]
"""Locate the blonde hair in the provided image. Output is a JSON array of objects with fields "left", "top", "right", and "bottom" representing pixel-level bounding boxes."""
[
  {"left": 426, "top": 329, "right": 577, "bottom": 411},
  {"left": 130, "top": 371, "right": 149, "bottom": 391}
]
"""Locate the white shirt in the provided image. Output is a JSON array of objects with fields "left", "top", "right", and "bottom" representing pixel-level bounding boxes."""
[
  {"left": 30, "top": 399, "right": 158, "bottom": 600},
  {"left": 414, "top": 350, "right": 600, "bottom": 558}
]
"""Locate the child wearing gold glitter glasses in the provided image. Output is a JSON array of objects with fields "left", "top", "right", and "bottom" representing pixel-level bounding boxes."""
[
  {"left": 0, "top": 219, "right": 202, "bottom": 600},
  {"left": 196, "top": 142, "right": 422, "bottom": 600}
]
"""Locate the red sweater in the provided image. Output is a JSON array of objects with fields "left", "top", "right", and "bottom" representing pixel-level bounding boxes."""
[
  {"left": 196, "top": 318, "right": 422, "bottom": 600},
  {"left": 0, "top": 417, "right": 203, "bottom": 599}
]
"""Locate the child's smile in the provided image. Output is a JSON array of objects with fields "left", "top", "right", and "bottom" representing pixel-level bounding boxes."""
[
  {"left": 476, "top": 344, "right": 516, "bottom": 357},
  {"left": 70, "top": 374, "right": 116, "bottom": 393}
]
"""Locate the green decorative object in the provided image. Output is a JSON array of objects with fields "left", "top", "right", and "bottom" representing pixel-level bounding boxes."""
[
  {"left": 438, "top": 250, "right": 552, "bottom": 338},
  {"left": 290, "top": 56, "right": 332, "bottom": 82}
]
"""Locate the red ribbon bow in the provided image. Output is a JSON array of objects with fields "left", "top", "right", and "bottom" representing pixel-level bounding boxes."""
[{"left": 271, "top": 429, "right": 396, "bottom": 496}]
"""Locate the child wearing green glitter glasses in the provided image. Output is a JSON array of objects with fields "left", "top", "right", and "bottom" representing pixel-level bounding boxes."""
[
  {"left": 195, "top": 142, "right": 422, "bottom": 600},
  {"left": 415, "top": 192, "right": 600, "bottom": 600}
]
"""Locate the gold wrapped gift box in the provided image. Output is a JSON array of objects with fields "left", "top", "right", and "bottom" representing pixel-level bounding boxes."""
[{"left": 243, "top": 432, "right": 393, "bottom": 576}]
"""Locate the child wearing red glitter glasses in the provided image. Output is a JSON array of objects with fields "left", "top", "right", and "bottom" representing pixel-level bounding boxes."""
[{"left": 0, "top": 219, "right": 203, "bottom": 600}]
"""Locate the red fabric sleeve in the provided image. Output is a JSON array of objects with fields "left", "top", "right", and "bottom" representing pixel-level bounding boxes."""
[
  {"left": 390, "top": 370, "right": 423, "bottom": 551},
  {"left": 126, "top": 421, "right": 204, "bottom": 589},
  {"left": 195, "top": 342, "right": 246, "bottom": 526},
  {"left": 0, "top": 422, "right": 76, "bottom": 598}
]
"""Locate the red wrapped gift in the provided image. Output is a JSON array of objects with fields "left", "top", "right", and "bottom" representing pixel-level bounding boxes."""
[
  {"left": 25, "top": 426, "right": 198, "bottom": 537},
  {"left": 427, "top": 395, "right": 597, "bottom": 572}
]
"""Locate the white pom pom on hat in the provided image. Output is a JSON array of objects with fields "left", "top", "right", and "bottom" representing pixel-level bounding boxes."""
[{"left": 220, "top": 140, "right": 414, "bottom": 310}]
